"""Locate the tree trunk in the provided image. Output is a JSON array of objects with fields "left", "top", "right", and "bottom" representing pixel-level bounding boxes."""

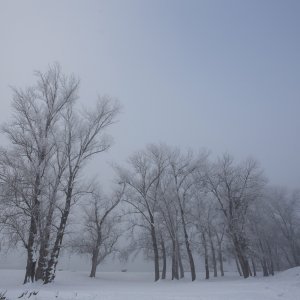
[
  {"left": 24, "top": 215, "right": 38, "bottom": 283},
  {"left": 90, "top": 263, "right": 97, "bottom": 278},
  {"left": 261, "top": 259, "right": 269, "bottom": 277},
  {"left": 35, "top": 244, "right": 46, "bottom": 282},
  {"left": 161, "top": 238, "right": 166, "bottom": 280},
  {"left": 251, "top": 257, "right": 256, "bottom": 277},
  {"left": 291, "top": 242, "right": 300, "bottom": 266},
  {"left": 177, "top": 242, "right": 184, "bottom": 279},
  {"left": 268, "top": 258, "right": 274, "bottom": 276},
  {"left": 44, "top": 221, "right": 66, "bottom": 283},
  {"left": 283, "top": 247, "right": 294, "bottom": 268},
  {"left": 35, "top": 178, "right": 61, "bottom": 282},
  {"left": 150, "top": 221, "right": 160, "bottom": 282},
  {"left": 24, "top": 237, "right": 37, "bottom": 284},
  {"left": 35, "top": 207, "right": 55, "bottom": 281},
  {"left": 273, "top": 247, "right": 281, "bottom": 271},
  {"left": 202, "top": 233, "right": 209, "bottom": 280},
  {"left": 179, "top": 205, "right": 196, "bottom": 281},
  {"left": 44, "top": 186, "right": 73, "bottom": 284},
  {"left": 232, "top": 235, "right": 249, "bottom": 278},
  {"left": 235, "top": 254, "right": 242, "bottom": 276},
  {"left": 247, "top": 260, "right": 252, "bottom": 276},
  {"left": 266, "top": 242, "right": 274, "bottom": 276},
  {"left": 90, "top": 248, "right": 99, "bottom": 278},
  {"left": 209, "top": 232, "right": 217, "bottom": 277},
  {"left": 24, "top": 174, "right": 41, "bottom": 284},
  {"left": 172, "top": 239, "right": 179, "bottom": 280},
  {"left": 218, "top": 243, "right": 224, "bottom": 276},
  {"left": 236, "top": 250, "right": 249, "bottom": 278}
]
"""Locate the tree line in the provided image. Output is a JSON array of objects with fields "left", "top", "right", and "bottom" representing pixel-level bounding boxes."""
[
  {"left": 117, "top": 145, "right": 299, "bottom": 281},
  {"left": 0, "top": 65, "right": 299, "bottom": 283}
]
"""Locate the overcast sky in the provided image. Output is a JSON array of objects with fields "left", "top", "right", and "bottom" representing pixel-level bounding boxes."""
[
  {"left": 1, "top": 0, "right": 300, "bottom": 272},
  {"left": 1, "top": 0, "right": 299, "bottom": 190}
]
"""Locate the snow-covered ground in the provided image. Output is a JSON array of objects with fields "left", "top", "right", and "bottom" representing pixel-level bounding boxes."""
[{"left": 0, "top": 268, "right": 299, "bottom": 300}]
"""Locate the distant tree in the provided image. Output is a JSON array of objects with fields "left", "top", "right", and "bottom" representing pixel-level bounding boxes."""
[
  {"left": 157, "top": 175, "right": 183, "bottom": 280},
  {"left": 267, "top": 187, "right": 300, "bottom": 267},
  {"left": 206, "top": 154, "right": 265, "bottom": 278},
  {"left": 117, "top": 144, "right": 168, "bottom": 281},
  {"left": 69, "top": 185, "right": 124, "bottom": 278},
  {"left": 167, "top": 148, "right": 207, "bottom": 281},
  {"left": 248, "top": 186, "right": 300, "bottom": 275}
]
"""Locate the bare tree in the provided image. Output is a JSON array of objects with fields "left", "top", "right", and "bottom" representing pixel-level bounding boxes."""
[
  {"left": 0, "top": 64, "right": 120, "bottom": 284},
  {"left": 267, "top": 187, "right": 300, "bottom": 267},
  {"left": 190, "top": 189, "right": 212, "bottom": 280},
  {"left": 117, "top": 144, "right": 167, "bottom": 281},
  {"left": 157, "top": 176, "right": 182, "bottom": 280},
  {"left": 44, "top": 96, "right": 120, "bottom": 283},
  {"left": 214, "top": 218, "right": 225, "bottom": 277},
  {"left": 248, "top": 186, "right": 300, "bottom": 275},
  {"left": 1, "top": 63, "right": 78, "bottom": 283},
  {"left": 70, "top": 185, "right": 123, "bottom": 278},
  {"left": 206, "top": 154, "right": 265, "bottom": 278},
  {"left": 35, "top": 138, "right": 69, "bottom": 281},
  {"left": 167, "top": 148, "right": 206, "bottom": 281}
]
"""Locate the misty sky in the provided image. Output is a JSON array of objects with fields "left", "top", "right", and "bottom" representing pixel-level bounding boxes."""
[{"left": 1, "top": 0, "right": 299, "bottom": 190}]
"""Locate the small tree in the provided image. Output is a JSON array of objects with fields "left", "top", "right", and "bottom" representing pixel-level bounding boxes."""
[{"left": 70, "top": 185, "right": 123, "bottom": 277}]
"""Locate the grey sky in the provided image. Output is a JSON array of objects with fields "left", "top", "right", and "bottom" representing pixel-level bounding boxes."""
[{"left": 1, "top": 0, "right": 299, "bottom": 192}]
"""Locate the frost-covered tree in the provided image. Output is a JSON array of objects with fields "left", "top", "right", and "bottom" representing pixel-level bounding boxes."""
[
  {"left": 157, "top": 175, "right": 183, "bottom": 280},
  {"left": 0, "top": 64, "right": 78, "bottom": 283},
  {"left": 248, "top": 186, "right": 300, "bottom": 276},
  {"left": 69, "top": 185, "right": 123, "bottom": 278},
  {"left": 117, "top": 144, "right": 168, "bottom": 281},
  {"left": 166, "top": 148, "right": 203, "bottom": 281},
  {"left": 44, "top": 95, "right": 119, "bottom": 284},
  {"left": 206, "top": 154, "right": 265, "bottom": 278},
  {"left": 0, "top": 64, "right": 120, "bottom": 284}
]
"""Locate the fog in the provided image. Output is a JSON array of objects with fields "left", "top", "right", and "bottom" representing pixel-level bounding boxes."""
[{"left": 0, "top": 0, "right": 299, "bottom": 272}]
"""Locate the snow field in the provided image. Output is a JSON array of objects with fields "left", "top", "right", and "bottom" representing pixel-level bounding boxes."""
[{"left": 0, "top": 268, "right": 299, "bottom": 300}]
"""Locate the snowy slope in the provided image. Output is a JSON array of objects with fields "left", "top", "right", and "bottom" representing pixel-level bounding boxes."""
[{"left": 0, "top": 268, "right": 299, "bottom": 300}]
